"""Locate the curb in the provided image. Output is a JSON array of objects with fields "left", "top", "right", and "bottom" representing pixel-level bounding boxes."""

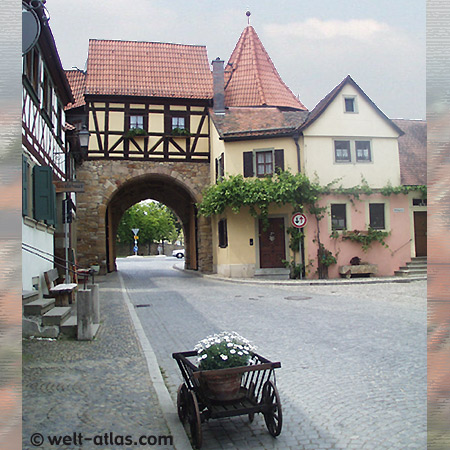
[
  {"left": 118, "top": 272, "right": 192, "bottom": 450},
  {"left": 172, "top": 263, "right": 426, "bottom": 286}
]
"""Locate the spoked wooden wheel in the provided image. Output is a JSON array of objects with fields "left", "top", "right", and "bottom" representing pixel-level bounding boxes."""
[
  {"left": 262, "top": 380, "right": 283, "bottom": 437},
  {"left": 176, "top": 383, "right": 188, "bottom": 423},
  {"left": 187, "top": 390, "right": 203, "bottom": 449},
  {"left": 248, "top": 381, "right": 256, "bottom": 423}
]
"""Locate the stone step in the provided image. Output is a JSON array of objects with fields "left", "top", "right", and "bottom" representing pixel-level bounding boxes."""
[
  {"left": 395, "top": 269, "right": 427, "bottom": 277},
  {"left": 399, "top": 266, "right": 427, "bottom": 273},
  {"left": 23, "top": 298, "right": 56, "bottom": 316},
  {"left": 42, "top": 307, "right": 71, "bottom": 326},
  {"left": 254, "top": 268, "right": 290, "bottom": 279},
  {"left": 59, "top": 315, "right": 77, "bottom": 338},
  {"left": 22, "top": 290, "right": 40, "bottom": 305}
]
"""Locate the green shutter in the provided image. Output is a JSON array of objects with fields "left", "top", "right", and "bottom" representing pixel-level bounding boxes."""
[
  {"left": 33, "top": 165, "right": 56, "bottom": 225},
  {"left": 22, "top": 155, "right": 29, "bottom": 216}
]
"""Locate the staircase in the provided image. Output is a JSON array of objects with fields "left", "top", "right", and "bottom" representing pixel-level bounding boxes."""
[
  {"left": 22, "top": 290, "right": 77, "bottom": 338},
  {"left": 394, "top": 257, "right": 427, "bottom": 279}
]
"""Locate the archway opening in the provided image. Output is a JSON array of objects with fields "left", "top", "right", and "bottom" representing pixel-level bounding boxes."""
[
  {"left": 105, "top": 173, "right": 199, "bottom": 272},
  {"left": 115, "top": 200, "right": 184, "bottom": 258}
]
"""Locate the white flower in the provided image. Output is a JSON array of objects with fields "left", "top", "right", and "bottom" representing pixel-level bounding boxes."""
[
  {"left": 227, "top": 342, "right": 233, "bottom": 347},
  {"left": 230, "top": 349, "right": 236, "bottom": 354},
  {"left": 238, "top": 351, "right": 243, "bottom": 356},
  {"left": 220, "top": 354, "right": 228, "bottom": 360}
]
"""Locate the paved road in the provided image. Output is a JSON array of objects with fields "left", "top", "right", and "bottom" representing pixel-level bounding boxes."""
[{"left": 119, "top": 256, "right": 426, "bottom": 450}]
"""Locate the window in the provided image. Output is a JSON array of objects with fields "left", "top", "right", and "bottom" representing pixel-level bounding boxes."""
[
  {"left": 33, "top": 165, "right": 57, "bottom": 226},
  {"left": 334, "top": 141, "right": 351, "bottom": 162},
  {"left": 256, "top": 151, "right": 273, "bottom": 176},
  {"left": 218, "top": 219, "right": 228, "bottom": 248},
  {"left": 334, "top": 139, "right": 372, "bottom": 163},
  {"left": 355, "top": 141, "right": 371, "bottom": 162},
  {"left": 42, "top": 70, "right": 52, "bottom": 116},
  {"left": 171, "top": 116, "right": 185, "bottom": 130},
  {"left": 413, "top": 198, "right": 427, "bottom": 206},
  {"left": 344, "top": 96, "right": 357, "bottom": 113},
  {"left": 24, "top": 47, "right": 40, "bottom": 94},
  {"left": 369, "top": 203, "right": 385, "bottom": 230},
  {"left": 215, "top": 153, "right": 224, "bottom": 182},
  {"left": 243, "top": 149, "right": 284, "bottom": 177},
  {"left": 331, "top": 204, "right": 347, "bottom": 230},
  {"left": 130, "top": 115, "right": 144, "bottom": 129}
]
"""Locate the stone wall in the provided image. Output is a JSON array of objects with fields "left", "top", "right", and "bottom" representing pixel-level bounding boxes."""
[{"left": 75, "top": 159, "right": 213, "bottom": 274}]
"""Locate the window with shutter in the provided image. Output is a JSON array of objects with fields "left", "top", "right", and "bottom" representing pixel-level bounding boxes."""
[
  {"left": 243, "top": 151, "right": 254, "bottom": 177},
  {"left": 33, "top": 165, "right": 56, "bottom": 225},
  {"left": 243, "top": 149, "right": 284, "bottom": 177},
  {"left": 22, "top": 156, "right": 29, "bottom": 216},
  {"left": 218, "top": 219, "right": 228, "bottom": 248}
]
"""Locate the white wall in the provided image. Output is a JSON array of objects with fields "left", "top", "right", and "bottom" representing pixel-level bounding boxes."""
[{"left": 22, "top": 220, "right": 54, "bottom": 292}]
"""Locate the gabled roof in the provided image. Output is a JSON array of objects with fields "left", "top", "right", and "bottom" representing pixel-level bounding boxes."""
[
  {"left": 210, "top": 107, "right": 308, "bottom": 141},
  {"left": 298, "top": 75, "right": 404, "bottom": 136},
  {"left": 65, "top": 70, "right": 86, "bottom": 110},
  {"left": 224, "top": 26, "right": 307, "bottom": 110},
  {"left": 393, "top": 119, "right": 427, "bottom": 186},
  {"left": 85, "top": 39, "right": 213, "bottom": 99}
]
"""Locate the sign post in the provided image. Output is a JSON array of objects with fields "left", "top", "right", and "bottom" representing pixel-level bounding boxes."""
[
  {"left": 291, "top": 213, "right": 308, "bottom": 280},
  {"left": 131, "top": 228, "right": 139, "bottom": 255}
]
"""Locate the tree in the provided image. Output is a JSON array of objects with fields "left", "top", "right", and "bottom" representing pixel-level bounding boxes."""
[{"left": 116, "top": 201, "right": 180, "bottom": 248}]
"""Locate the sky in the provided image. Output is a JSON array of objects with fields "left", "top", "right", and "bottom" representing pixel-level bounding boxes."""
[{"left": 45, "top": 1, "right": 424, "bottom": 119}]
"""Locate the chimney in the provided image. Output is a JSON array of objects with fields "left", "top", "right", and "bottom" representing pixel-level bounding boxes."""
[{"left": 212, "top": 57, "right": 225, "bottom": 114}]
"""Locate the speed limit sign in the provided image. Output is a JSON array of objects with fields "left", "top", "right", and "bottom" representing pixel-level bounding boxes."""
[{"left": 291, "top": 212, "right": 307, "bottom": 228}]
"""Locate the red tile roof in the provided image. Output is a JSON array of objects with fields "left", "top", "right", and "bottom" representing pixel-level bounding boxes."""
[
  {"left": 393, "top": 119, "right": 427, "bottom": 185},
  {"left": 224, "top": 26, "right": 306, "bottom": 110},
  {"left": 64, "top": 69, "right": 86, "bottom": 110},
  {"left": 211, "top": 107, "right": 308, "bottom": 140},
  {"left": 85, "top": 39, "right": 213, "bottom": 99}
]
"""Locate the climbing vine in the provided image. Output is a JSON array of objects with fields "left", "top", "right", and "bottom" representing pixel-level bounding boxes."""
[{"left": 331, "top": 228, "right": 390, "bottom": 252}]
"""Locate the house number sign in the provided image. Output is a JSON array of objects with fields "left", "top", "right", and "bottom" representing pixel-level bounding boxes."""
[{"left": 291, "top": 213, "right": 307, "bottom": 229}]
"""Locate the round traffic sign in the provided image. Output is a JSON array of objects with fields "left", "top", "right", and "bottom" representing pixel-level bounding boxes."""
[{"left": 291, "top": 213, "right": 307, "bottom": 228}]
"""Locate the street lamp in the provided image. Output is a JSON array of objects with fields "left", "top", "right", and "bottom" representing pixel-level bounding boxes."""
[{"left": 78, "top": 125, "right": 90, "bottom": 158}]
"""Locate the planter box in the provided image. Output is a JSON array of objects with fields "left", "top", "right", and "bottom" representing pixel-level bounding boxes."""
[{"left": 339, "top": 264, "right": 378, "bottom": 278}]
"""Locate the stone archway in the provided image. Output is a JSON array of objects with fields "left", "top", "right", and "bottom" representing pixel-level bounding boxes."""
[{"left": 75, "top": 160, "right": 213, "bottom": 274}]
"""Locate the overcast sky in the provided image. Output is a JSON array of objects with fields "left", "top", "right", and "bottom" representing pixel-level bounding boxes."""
[{"left": 45, "top": 0, "right": 425, "bottom": 120}]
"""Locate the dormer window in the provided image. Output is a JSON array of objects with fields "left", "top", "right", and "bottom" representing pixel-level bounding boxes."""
[{"left": 344, "top": 96, "right": 357, "bottom": 113}]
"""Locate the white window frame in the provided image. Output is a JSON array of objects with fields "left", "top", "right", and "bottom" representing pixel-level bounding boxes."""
[
  {"left": 343, "top": 95, "right": 358, "bottom": 113},
  {"left": 333, "top": 139, "right": 373, "bottom": 164},
  {"left": 254, "top": 149, "right": 274, "bottom": 177},
  {"left": 129, "top": 115, "right": 144, "bottom": 130}
]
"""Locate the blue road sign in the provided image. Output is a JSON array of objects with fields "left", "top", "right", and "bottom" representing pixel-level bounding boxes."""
[{"left": 133, "top": 246, "right": 138, "bottom": 252}]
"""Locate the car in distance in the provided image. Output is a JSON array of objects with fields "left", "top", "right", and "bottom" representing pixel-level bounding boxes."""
[{"left": 172, "top": 249, "right": 185, "bottom": 259}]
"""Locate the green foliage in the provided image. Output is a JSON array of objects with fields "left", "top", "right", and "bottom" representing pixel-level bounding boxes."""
[
  {"left": 125, "top": 127, "right": 147, "bottom": 138},
  {"left": 380, "top": 182, "right": 427, "bottom": 198},
  {"left": 171, "top": 127, "right": 190, "bottom": 136},
  {"left": 116, "top": 201, "right": 179, "bottom": 245},
  {"left": 286, "top": 227, "right": 304, "bottom": 251},
  {"left": 282, "top": 259, "right": 303, "bottom": 279},
  {"left": 197, "top": 172, "right": 322, "bottom": 221},
  {"left": 336, "top": 227, "right": 390, "bottom": 252},
  {"left": 318, "top": 243, "right": 337, "bottom": 267}
]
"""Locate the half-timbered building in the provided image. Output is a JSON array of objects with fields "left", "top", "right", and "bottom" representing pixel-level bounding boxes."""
[{"left": 22, "top": 1, "right": 76, "bottom": 292}]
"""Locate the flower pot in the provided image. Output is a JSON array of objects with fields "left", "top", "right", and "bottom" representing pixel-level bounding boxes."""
[{"left": 200, "top": 372, "right": 242, "bottom": 402}]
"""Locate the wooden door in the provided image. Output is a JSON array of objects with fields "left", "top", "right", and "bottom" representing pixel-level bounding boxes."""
[
  {"left": 259, "top": 218, "right": 286, "bottom": 268},
  {"left": 414, "top": 211, "right": 427, "bottom": 256}
]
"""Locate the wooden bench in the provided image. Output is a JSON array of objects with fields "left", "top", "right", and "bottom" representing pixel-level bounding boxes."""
[
  {"left": 44, "top": 268, "right": 78, "bottom": 307},
  {"left": 339, "top": 264, "right": 378, "bottom": 279}
]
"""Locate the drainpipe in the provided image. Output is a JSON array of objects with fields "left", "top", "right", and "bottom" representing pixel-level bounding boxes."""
[{"left": 293, "top": 132, "right": 301, "bottom": 173}]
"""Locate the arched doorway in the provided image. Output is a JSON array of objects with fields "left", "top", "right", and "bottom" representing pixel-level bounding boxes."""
[{"left": 106, "top": 173, "right": 199, "bottom": 272}]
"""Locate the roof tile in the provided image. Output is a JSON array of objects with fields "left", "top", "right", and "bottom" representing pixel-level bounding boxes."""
[
  {"left": 64, "top": 69, "right": 86, "bottom": 110},
  {"left": 393, "top": 119, "right": 427, "bottom": 186},
  {"left": 224, "top": 26, "right": 306, "bottom": 110},
  {"left": 85, "top": 39, "right": 213, "bottom": 99}
]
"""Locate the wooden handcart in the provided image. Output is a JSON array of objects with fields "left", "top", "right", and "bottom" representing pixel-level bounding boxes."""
[{"left": 172, "top": 350, "right": 282, "bottom": 448}]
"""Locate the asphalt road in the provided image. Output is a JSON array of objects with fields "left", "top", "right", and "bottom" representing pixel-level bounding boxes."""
[{"left": 118, "top": 256, "right": 426, "bottom": 450}]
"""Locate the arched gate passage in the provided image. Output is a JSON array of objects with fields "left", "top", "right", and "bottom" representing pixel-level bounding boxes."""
[{"left": 75, "top": 160, "right": 213, "bottom": 274}]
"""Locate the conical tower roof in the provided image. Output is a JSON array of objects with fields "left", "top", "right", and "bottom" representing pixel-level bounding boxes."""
[{"left": 224, "top": 26, "right": 306, "bottom": 110}]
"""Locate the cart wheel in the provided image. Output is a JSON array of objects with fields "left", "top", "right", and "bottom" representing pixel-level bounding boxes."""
[
  {"left": 177, "top": 383, "right": 189, "bottom": 423},
  {"left": 262, "top": 380, "right": 283, "bottom": 437},
  {"left": 248, "top": 381, "right": 256, "bottom": 423},
  {"left": 187, "top": 390, "right": 203, "bottom": 449}
]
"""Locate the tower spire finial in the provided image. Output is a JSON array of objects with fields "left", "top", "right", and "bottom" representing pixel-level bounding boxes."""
[{"left": 246, "top": 10, "right": 251, "bottom": 25}]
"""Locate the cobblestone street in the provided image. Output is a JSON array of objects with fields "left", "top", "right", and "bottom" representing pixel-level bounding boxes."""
[{"left": 121, "top": 257, "right": 426, "bottom": 450}]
